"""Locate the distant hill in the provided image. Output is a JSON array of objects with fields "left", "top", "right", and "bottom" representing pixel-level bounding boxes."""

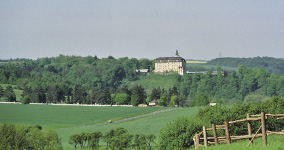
[{"left": 207, "top": 57, "right": 284, "bottom": 75}]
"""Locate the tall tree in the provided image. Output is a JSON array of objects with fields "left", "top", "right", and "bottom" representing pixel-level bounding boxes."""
[
  {"left": 0, "top": 85, "right": 4, "bottom": 100},
  {"left": 97, "top": 88, "right": 111, "bottom": 104},
  {"left": 4, "top": 85, "right": 16, "bottom": 102},
  {"left": 87, "top": 131, "right": 102, "bottom": 149},
  {"left": 31, "top": 86, "right": 46, "bottom": 103},
  {"left": 72, "top": 84, "right": 86, "bottom": 104},
  {"left": 131, "top": 85, "right": 146, "bottom": 106}
]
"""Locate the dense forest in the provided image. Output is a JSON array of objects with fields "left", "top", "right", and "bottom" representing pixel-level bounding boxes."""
[
  {"left": 207, "top": 57, "right": 284, "bottom": 75},
  {"left": 1, "top": 55, "right": 284, "bottom": 106},
  {"left": 0, "top": 55, "right": 154, "bottom": 89}
]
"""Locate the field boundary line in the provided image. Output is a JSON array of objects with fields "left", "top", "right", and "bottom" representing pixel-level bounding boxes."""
[{"left": 81, "top": 108, "right": 181, "bottom": 128}]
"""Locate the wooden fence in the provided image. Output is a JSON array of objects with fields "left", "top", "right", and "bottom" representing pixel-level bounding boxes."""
[{"left": 193, "top": 112, "right": 284, "bottom": 149}]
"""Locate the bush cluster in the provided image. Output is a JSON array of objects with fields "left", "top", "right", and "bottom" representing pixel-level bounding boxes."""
[{"left": 0, "top": 124, "right": 62, "bottom": 150}]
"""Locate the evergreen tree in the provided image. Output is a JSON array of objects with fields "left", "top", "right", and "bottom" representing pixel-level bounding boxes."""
[
  {"left": 4, "top": 85, "right": 16, "bottom": 102},
  {"left": 131, "top": 85, "right": 146, "bottom": 106},
  {"left": 72, "top": 84, "right": 86, "bottom": 104},
  {"left": 0, "top": 85, "right": 4, "bottom": 100},
  {"left": 32, "top": 86, "right": 46, "bottom": 103}
]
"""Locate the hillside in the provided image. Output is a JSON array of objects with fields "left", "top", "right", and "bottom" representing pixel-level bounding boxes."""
[
  {"left": 2, "top": 55, "right": 284, "bottom": 106},
  {"left": 121, "top": 73, "right": 180, "bottom": 94},
  {"left": 207, "top": 57, "right": 284, "bottom": 75}
]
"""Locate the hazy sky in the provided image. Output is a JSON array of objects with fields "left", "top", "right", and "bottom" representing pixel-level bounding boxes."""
[{"left": 1, "top": 1, "right": 284, "bottom": 60}]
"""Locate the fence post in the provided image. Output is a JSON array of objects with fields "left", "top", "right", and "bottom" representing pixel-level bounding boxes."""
[
  {"left": 261, "top": 112, "right": 267, "bottom": 146},
  {"left": 203, "top": 126, "right": 208, "bottom": 147},
  {"left": 224, "top": 120, "right": 231, "bottom": 144},
  {"left": 194, "top": 134, "right": 200, "bottom": 149},
  {"left": 212, "top": 124, "right": 219, "bottom": 145},
  {"left": 247, "top": 113, "right": 253, "bottom": 144},
  {"left": 247, "top": 113, "right": 252, "bottom": 135}
]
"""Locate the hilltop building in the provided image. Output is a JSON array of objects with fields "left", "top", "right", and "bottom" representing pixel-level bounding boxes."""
[{"left": 155, "top": 51, "right": 186, "bottom": 75}]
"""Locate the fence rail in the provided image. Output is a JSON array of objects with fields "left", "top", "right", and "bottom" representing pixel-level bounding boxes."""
[{"left": 193, "top": 112, "right": 284, "bottom": 149}]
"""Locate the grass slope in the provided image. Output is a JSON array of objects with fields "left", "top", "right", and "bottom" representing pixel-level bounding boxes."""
[
  {"left": 121, "top": 73, "right": 180, "bottom": 93},
  {"left": 196, "top": 134, "right": 284, "bottom": 150}
]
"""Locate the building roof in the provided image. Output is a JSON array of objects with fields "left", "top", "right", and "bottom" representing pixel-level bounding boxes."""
[
  {"left": 156, "top": 57, "right": 185, "bottom": 63},
  {"left": 136, "top": 69, "right": 149, "bottom": 73}
]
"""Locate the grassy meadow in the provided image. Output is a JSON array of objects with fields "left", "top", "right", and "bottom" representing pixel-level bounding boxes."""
[
  {"left": 121, "top": 73, "right": 180, "bottom": 93},
  {"left": 57, "top": 107, "right": 199, "bottom": 149},
  {"left": 0, "top": 104, "right": 170, "bottom": 128}
]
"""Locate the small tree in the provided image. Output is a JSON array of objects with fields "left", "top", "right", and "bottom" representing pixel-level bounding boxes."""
[
  {"left": 158, "top": 93, "right": 168, "bottom": 106},
  {"left": 69, "top": 134, "right": 81, "bottom": 149},
  {"left": 194, "top": 92, "right": 210, "bottom": 106},
  {"left": 88, "top": 131, "right": 102, "bottom": 150},
  {"left": 132, "top": 134, "right": 147, "bottom": 150},
  {"left": 21, "top": 96, "right": 30, "bottom": 104},
  {"left": 80, "top": 132, "right": 87, "bottom": 149},
  {"left": 146, "top": 134, "right": 156, "bottom": 150},
  {"left": 103, "top": 129, "right": 115, "bottom": 149},
  {"left": 104, "top": 128, "right": 133, "bottom": 150},
  {"left": 170, "top": 95, "right": 178, "bottom": 107}
]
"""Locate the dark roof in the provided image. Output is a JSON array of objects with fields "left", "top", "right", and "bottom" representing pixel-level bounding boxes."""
[{"left": 156, "top": 57, "right": 185, "bottom": 63}]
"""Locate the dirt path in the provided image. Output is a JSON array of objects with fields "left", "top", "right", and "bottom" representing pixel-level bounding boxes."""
[{"left": 81, "top": 108, "right": 181, "bottom": 128}]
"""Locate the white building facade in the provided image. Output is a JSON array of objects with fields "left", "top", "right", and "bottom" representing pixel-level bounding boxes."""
[{"left": 155, "top": 51, "right": 186, "bottom": 75}]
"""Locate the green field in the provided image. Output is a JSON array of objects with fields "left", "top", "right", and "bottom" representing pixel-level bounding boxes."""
[
  {"left": 57, "top": 107, "right": 199, "bottom": 149},
  {"left": 0, "top": 104, "right": 170, "bottom": 129},
  {"left": 0, "top": 103, "right": 199, "bottom": 149},
  {"left": 0, "top": 84, "right": 23, "bottom": 101}
]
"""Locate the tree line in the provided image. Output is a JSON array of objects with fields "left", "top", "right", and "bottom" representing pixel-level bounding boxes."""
[
  {"left": 0, "top": 55, "right": 154, "bottom": 90},
  {"left": 19, "top": 83, "right": 186, "bottom": 106},
  {"left": 69, "top": 128, "right": 155, "bottom": 150},
  {"left": 207, "top": 57, "right": 284, "bottom": 75},
  {"left": 20, "top": 84, "right": 148, "bottom": 106},
  {"left": 178, "top": 65, "right": 284, "bottom": 105}
]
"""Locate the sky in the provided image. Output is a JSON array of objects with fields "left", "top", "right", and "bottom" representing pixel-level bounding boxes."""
[{"left": 1, "top": 0, "right": 284, "bottom": 60}]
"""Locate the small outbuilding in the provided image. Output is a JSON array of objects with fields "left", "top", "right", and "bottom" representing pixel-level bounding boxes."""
[
  {"left": 149, "top": 100, "right": 159, "bottom": 106},
  {"left": 138, "top": 104, "right": 148, "bottom": 107}
]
